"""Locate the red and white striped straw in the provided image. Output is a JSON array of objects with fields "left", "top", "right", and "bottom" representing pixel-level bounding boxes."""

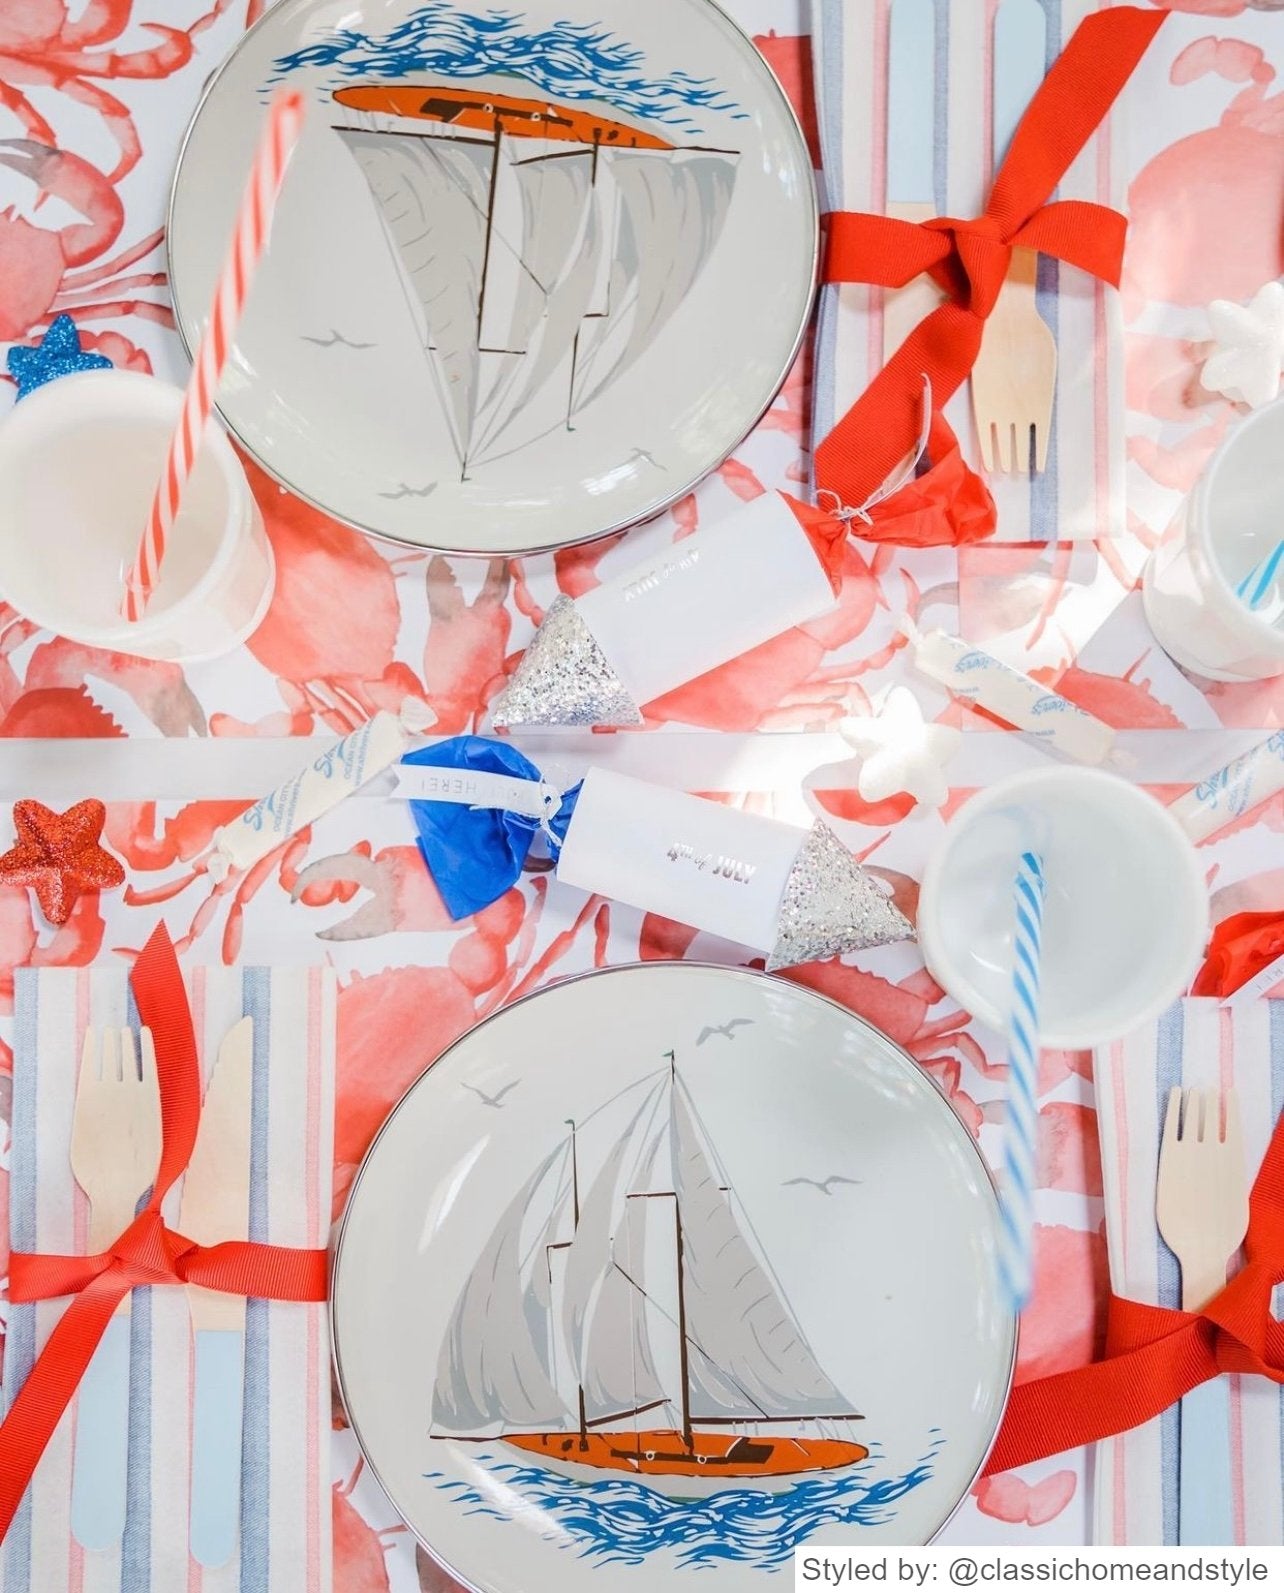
[{"left": 123, "top": 90, "right": 306, "bottom": 622}]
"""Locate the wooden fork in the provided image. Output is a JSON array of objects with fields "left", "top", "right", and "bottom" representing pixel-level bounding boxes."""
[
  {"left": 969, "top": 247, "right": 1057, "bottom": 475},
  {"left": 1156, "top": 1086, "right": 1249, "bottom": 1546},
  {"left": 68, "top": 1027, "right": 161, "bottom": 1551}
]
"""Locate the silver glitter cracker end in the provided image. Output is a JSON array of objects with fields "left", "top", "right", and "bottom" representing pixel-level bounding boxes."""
[
  {"left": 492, "top": 593, "right": 644, "bottom": 728},
  {"left": 767, "top": 820, "right": 914, "bottom": 972}
]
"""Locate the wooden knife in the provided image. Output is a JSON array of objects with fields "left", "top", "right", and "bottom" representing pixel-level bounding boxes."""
[{"left": 179, "top": 1016, "right": 253, "bottom": 1569}]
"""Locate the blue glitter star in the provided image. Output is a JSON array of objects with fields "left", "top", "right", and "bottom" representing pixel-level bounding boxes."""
[{"left": 7, "top": 314, "right": 113, "bottom": 401}]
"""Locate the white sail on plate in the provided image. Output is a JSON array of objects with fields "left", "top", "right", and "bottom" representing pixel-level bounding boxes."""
[
  {"left": 569, "top": 149, "right": 737, "bottom": 417},
  {"left": 337, "top": 127, "right": 494, "bottom": 460},
  {"left": 671, "top": 1086, "right": 852, "bottom": 1423},
  {"left": 337, "top": 109, "right": 737, "bottom": 476},
  {"left": 432, "top": 1145, "right": 573, "bottom": 1435},
  {"left": 561, "top": 1088, "right": 669, "bottom": 1423}
]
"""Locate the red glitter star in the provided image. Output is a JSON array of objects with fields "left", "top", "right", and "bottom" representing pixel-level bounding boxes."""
[{"left": 0, "top": 800, "right": 125, "bottom": 926}]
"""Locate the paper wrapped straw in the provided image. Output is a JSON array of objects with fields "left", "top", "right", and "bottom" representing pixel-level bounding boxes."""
[
  {"left": 206, "top": 699, "right": 435, "bottom": 880},
  {"left": 998, "top": 849, "right": 1047, "bottom": 1312},
  {"left": 1169, "top": 730, "right": 1284, "bottom": 844},
  {"left": 909, "top": 627, "right": 1117, "bottom": 766},
  {"left": 123, "top": 91, "right": 305, "bottom": 621},
  {"left": 1236, "top": 541, "right": 1284, "bottom": 611}
]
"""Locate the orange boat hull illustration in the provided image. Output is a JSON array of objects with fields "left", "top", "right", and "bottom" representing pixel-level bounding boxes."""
[
  {"left": 332, "top": 83, "right": 675, "bottom": 148},
  {"left": 504, "top": 1429, "right": 870, "bottom": 1480}
]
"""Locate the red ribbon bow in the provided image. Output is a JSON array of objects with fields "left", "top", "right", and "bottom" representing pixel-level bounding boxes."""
[
  {"left": 814, "top": 5, "right": 1166, "bottom": 534},
  {"left": 0, "top": 924, "right": 329, "bottom": 1542},
  {"left": 985, "top": 1106, "right": 1284, "bottom": 1475}
]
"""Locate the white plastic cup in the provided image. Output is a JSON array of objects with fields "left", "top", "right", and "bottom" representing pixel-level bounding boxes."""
[
  {"left": 1142, "top": 397, "right": 1284, "bottom": 682},
  {"left": 918, "top": 768, "right": 1208, "bottom": 1049},
  {"left": 0, "top": 370, "right": 274, "bottom": 662}
]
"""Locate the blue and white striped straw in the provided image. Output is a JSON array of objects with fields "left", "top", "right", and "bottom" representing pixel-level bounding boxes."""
[
  {"left": 998, "top": 849, "right": 1047, "bottom": 1313},
  {"left": 1235, "top": 540, "right": 1284, "bottom": 611}
]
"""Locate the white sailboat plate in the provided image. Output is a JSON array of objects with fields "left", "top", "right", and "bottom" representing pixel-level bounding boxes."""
[
  {"left": 332, "top": 963, "right": 1016, "bottom": 1583},
  {"left": 167, "top": 0, "right": 818, "bottom": 555}
]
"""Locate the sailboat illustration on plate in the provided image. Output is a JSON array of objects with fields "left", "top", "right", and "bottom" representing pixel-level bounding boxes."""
[
  {"left": 431, "top": 1053, "right": 870, "bottom": 1495},
  {"left": 331, "top": 84, "right": 739, "bottom": 479}
]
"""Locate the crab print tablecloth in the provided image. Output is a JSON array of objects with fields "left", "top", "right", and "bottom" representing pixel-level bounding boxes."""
[{"left": 0, "top": 0, "right": 1282, "bottom": 1582}]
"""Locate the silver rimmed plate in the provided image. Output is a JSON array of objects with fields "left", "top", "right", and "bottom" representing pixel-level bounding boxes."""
[
  {"left": 332, "top": 963, "right": 1015, "bottom": 1587},
  {"left": 168, "top": 0, "right": 817, "bottom": 554}
]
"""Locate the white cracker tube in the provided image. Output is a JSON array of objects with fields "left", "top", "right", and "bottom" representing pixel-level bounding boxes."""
[
  {"left": 1169, "top": 730, "right": 1284, "bottom": 844},
  {"left": 912, "top": 629, "right": 1116, "bottom": 766},
  {"left": 554, "top": 769, "right": 911, "bottom": 970},
  {"left": 209, "top": 700, "right": 435, "bottom": 878},
  {"left": 493, "top": 494, "right": 839, "bottom": 727}
]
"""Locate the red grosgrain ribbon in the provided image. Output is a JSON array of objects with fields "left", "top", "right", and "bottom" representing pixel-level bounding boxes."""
[
  {"left": 984, "top": 1106, "right": 1284, "bottom": 1475},
  {"left": 0, "top": 924, "right": 328, "bottom": 1542},
  {"left": 815, "top": 6, "right": 1165, "bottom": 529}
]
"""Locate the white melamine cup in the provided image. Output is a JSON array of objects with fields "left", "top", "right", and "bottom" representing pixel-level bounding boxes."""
[
  {"left": 918, "top": 768, "right": 1208, "bottom": 1049},
  {"left": 1142, "top": 397, "right": 1284, "bottom": 682},
  {"left": 0, "top": 370, "right": 274, "bottom": 662}
]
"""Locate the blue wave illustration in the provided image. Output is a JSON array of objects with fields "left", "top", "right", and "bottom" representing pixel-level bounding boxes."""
[
  {"left": 267, "top": 3, "right": 747, "bottom": 131},
  {"left": 425, "top": 1441, "right": 942, "bottom": 1571}
]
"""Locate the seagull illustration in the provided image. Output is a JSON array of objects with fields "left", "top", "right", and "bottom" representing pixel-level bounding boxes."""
[
  {"left": 461, "top": 1081, "right": 520, "bottom": 1109},
  {"left": 696, "top": 1018, "right": 755, "bottom": 1044},
  {"left": 379, "top": 482, "right": 438, "bottom": 500},
  {"left": 783, "top": 1175, "right": 862, "bottom": 1196},
  {"left": 302, "top": 329, "right": 376, "bottom": 350}
]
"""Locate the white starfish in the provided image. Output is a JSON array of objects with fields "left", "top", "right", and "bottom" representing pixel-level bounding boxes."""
[
  {"left": 840, "top": 687, "right": 961, "bottom": 811},
  {"left": 1202, "top": 281, "right": 1284, "bottom": 408}
]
